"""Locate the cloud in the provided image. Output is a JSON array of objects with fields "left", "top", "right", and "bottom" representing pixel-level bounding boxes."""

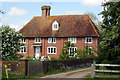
[
  {"left": 81, "top": 0, "right": 104, "bottom": 7},
  {"left": 9, "top": 24, "right": 21, "bottom": 31},
  {"left": 8, "top": 7, "right": 27, "bottom": 16},
  {"left": 20, "top": 20, "right": 28, "bottom": 25},
  {"left": 65, "top": 10, "right": 84, "bottom": 15}
]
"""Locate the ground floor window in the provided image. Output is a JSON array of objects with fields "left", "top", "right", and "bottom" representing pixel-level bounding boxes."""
[
  {"left": 88, "top": 47, "right": 92, "bottom": 55},
  {"left": 19, "top": 46, "right": 26, "bottom": 53},
  {"left": 68, "top": 47, "right": 77, "bottom": 57},
  {"left": 47, "top": 47, "right": 57, "bottom": 54}
]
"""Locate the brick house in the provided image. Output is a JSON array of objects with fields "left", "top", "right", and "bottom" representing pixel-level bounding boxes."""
[{"left": 19, "top": 5, "right": 99, "bottom": 59}]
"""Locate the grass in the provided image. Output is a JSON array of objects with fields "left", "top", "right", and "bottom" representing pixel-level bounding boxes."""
[
  {"left": 85, "top": 73, "right": 120, "bottom": 80},
  {"left": 1, "top": 66, "right": 90, "bottom": 79}
]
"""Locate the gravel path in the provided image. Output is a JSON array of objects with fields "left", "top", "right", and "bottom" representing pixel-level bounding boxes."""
[{"left": 39, "top": 68, "right": 91, "bottom": 78}]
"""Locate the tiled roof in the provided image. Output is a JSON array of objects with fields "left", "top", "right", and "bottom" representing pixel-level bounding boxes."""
[{"left": 19, "top": 15, "right": 99, "bottom": 37}]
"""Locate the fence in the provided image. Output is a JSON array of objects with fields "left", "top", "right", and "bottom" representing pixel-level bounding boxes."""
[
  {"left": 2, "top": 58, "right": 92, "bottom": 76},
  {"left": 91, "top": 62, "right": 120, "bottom": 78}
]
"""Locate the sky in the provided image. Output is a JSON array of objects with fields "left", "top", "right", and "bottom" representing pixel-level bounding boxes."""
[{"left": 1, "top": 0, "right": 106, "bottom": 31}]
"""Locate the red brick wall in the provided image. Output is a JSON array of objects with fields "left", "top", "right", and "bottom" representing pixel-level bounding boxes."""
[{"left": 19, "top": 37, "right": 98, "bottom": 58}]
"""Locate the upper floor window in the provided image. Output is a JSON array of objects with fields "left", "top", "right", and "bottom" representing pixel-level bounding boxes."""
[
  {"left": 68, "top": 47, "right": 77, "bottom": 57},
  {"left": 85, "top": 37, "right": 92, "bottom": 43},
  {"left": 52, "top": 21, "right": 59, "bottom": 30},
  {"left": 68, "top": 38, "right": 76, "bottom": 43},
  {"left": 35, "top": 38, "right": 41, "bottom": 43},
  {"left": 20, "top": 38, "right": 26, "bottom": 43},
  {"left": 47, "top": 47, "right": 57, "bottom": 54},
  {"left": 19, "top": 46, "right": 26, "bottom": 53},
  {"left": 48, "top": 38, "right": 56, "bottom": 43}
]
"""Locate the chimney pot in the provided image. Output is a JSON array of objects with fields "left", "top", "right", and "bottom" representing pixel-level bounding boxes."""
[{"left": 41, "top": 5, "right": 51, "bottom": 18}]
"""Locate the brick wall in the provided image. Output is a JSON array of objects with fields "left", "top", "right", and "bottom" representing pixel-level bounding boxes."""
[
  {"left": 2, "top": 61, "right": 26, "bottom": 75},
  {"left": 19, "top": 37, "right": 98, "bottom": 58}
]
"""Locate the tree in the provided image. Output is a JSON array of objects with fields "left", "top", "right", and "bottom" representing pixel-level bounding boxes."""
[
  {"left": 59, "top": 42, "right": 75, "bottom": 59},
  {"left": 0, "top": 26, "right": 24, "bottom": 61},
  {"left": 96, "top": 1, "right": 120, "bottom": 64},
  {"left": 85, "top": 12, "right": 103, "bottom": 34}
]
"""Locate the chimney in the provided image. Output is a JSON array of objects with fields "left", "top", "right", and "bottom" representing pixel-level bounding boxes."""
[{"left": 41, "top": 5, "right": 51, "bottom": 18}]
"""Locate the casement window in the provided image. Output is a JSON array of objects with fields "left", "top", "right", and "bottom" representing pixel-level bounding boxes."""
[
  {"left": 88, "top": 47, "right": 92, "bottom": 55},
  {"left": 52, "top": 21, "right": 59, "bottom": 30},
  {"left": 47, "top": 47, "right": 57, "bottom": 54},
  {"left": 20, "top": 38, "right": 26, "bottom": 43},
  {"left": 35, "top": 38, "right": 41, "bottom": 43},
  {"left": 85, "top": 37, "right": 92, "bottom": 43},
  {"left": 68, "top": 47, "right": 77, "bottom": 57},
  {"left": 19, "top": 46, "right": 26, "bottom": 53},
  {"left": 68, "top": 38, "right": 76, "bottom": 43},
  {"left": 48, "top": 38, "right": 56, "bottom": 43}
]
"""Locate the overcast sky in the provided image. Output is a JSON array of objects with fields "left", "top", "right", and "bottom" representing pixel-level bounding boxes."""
[{"left": 1, "top": 0, "right": 106, "bottom": 31}]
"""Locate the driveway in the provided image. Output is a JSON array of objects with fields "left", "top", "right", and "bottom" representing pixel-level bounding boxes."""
[{"left": 40, "top": 68, "right": 91, "bottom": 78}]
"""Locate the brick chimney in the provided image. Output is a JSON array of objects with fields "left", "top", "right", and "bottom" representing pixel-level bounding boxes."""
[{"left": 41, "top": 5, "right": 51, "bottom": 18}]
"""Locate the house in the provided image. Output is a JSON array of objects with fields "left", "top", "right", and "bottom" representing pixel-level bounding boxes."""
[{"left": 19, "top": 5, "right": 99, "bottom": 59}]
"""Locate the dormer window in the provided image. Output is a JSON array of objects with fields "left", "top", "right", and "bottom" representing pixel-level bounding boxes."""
[{"left": 52, "top": 21, "right": 59, "bottom": 30}]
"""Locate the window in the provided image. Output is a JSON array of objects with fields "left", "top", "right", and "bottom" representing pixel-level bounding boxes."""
[
  {"left": 19, "top": 46, "right": 26, "bottom": 53},
  {"left": 68, "top": 38, "right": 76, "bottom": 43},
  {"left": 48, "top": 38, "right": 56, "bottom": 43},
  {"left": 35, "top": 38, "right": 41, "bottom": 43},
  {"left": 68, "top": 47, "right": 77, "bottom": 57},
  {"left": 20, "top": 38, "right": 26, "bottom": 43},
  {"left": 47, "top": 47, "right": 57, "bottom": 54},
  {"left": 88, "top": 47, "right": 92, "bottom": 55},
  {"left": 85, "top": 37, "right": 92, "bottom": 43},
  {"left": 52, "top": 21, "right": 59, "bottom": 30}
]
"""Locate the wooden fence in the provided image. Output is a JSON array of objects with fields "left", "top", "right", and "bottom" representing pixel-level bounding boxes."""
[{"left": 91, "top": 62, "right": 120, "bottom": 78}]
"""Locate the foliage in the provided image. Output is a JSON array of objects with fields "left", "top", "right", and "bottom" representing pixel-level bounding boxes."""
[
  {"left": 59, "top": 42, "right": 75, "bottom": 59},
  {"left": 25, "top": 56, "right": 39, "bottom": 61},
  {"left": 0, "top": 26, "right": 24, "bottom": 61},
  {"left": 96, "top": 1, "right": 120, "bottom": 64},
  {"left": 76, "top": 46, "right": 95, "bottom": 59}
]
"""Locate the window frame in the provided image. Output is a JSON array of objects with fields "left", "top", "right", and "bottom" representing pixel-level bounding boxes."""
[
  {"left": 85, "top": 37, "right": 92, "bottom": 43},
  {"left": 68, "top": 47, "right": 77, "bottom": 57},
  {"left": 48, "top": 38, "right": 56, "bottom": 43},
  {"left": 47, "top": 47, "right": 57, "bottom": 54},
  {"left": 35, "top": 38, "right": 41, "bottom": 43},
  {"left": 68, "top": 37, "right": 77, "bottom": 43},
  {"left": 52, "top": 21, "right": 59, "bottom": 30},
  {"left": 88, "top": 47, "right": 92, "bottom": 55},
  {"left": 19, "top": 46, "right": 26, "bottom": 53},
  {"left": 20, "top": 38, "right": 26, "bottom": 43}
]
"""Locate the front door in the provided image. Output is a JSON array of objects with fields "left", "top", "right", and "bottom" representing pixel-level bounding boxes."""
[{"left": 35, "top": 47, "right": 40, "bottom": 59}]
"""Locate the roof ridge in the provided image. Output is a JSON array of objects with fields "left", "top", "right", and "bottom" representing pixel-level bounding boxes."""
[{"left": 33, "top": 14, "right": 88, "bottom": 18}]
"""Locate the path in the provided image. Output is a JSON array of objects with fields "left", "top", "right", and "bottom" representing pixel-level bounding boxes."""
[{"left": 40, "top": 68, "right": 91, "bottom": 78}]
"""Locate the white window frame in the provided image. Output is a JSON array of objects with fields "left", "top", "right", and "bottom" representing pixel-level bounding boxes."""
[
  {"left": 68, "top": 37, "right": 77, "bottom": 43},
  {"left": 48, "top": 38, "right": 56, "bottom": 43},
  {"left": 47, "top": 47, "right": 57, "bottom": 54},
  {"left": 19, "top": 46, "right": 26, "bottom": 53},
  {"left": 68, "top": 47, "right": 77, "bottom": 57},
  {"left": 20, "top": 38, "right": 26, "bottom": 43},
  {"left": 88, "top": 47, "right": 92, "bottom": 55},
  {"left": 35, "top": 38, "right": 41, "bottom": 43},
  {"left": 52, "top": 21, "right": 59, "bottom": 30},
  {"left": 85, "top": 37, "right": 92, "bottom": 43}
]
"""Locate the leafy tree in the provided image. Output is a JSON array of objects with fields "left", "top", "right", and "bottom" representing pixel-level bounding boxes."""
[
  {"left": 0, "top": 26, "right": 24, "bottom": 61},
  {"left": 59, "top": 42, "right": 75, "bottom": 59},
  {"left": 96, "top": 1, "right": 120, "bottom": 64},
  {"left": 76, "top": 46, "right": 94, "bottom": 58}
]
